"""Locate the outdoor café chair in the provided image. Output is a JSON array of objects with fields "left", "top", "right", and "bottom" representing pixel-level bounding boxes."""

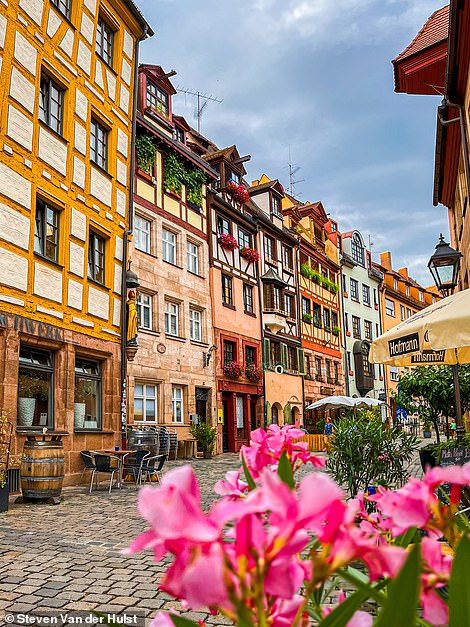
[
  {"left": 138, "top": 439, "right": 170, "bottom": 485},
  {"left": 80, "top": 450, "right": 96, "bottom": 484},
  {"left": 90, "top": 453, "right": 121, "bottom": 494},
  {"left": 123, "top": 449, "right": 150, "bottom": 484}
]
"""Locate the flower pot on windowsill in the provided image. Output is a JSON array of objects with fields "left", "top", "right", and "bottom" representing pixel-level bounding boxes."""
[
  {"left": 343, "top": 292, "right": 348, "bottom": 298},
  {"left": 18, "top": 398, "right": 36, "bottom": 427},
  {"left": 137, "top": 169, "right": 153, "bottom": 181},
  {"left": 187, "top": 200, "right": 202, "bottom": 212},
  {"left": 348, "top": 370, "right": 354, "bottom": 376}
]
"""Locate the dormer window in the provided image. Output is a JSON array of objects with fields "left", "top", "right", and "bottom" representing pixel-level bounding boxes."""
[
  {"left": 174, "top": 126, "right": 185, "bottom": 144},
  {"left": 271, "top": 195, "right": 282, "bottom": 218},
  {"left": 351, "top": 233, "right": 365, "bottom": 266},
  {"left": 226, "top": 168, "right": 240, "bottom": 184},
  {"left": 146, "top": 79, "right": 169, "bottom": 117}
]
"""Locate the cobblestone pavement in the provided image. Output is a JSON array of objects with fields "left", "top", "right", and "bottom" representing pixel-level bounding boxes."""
[{"left": 0, "top": 448, "right": 427, "bottom": 626}]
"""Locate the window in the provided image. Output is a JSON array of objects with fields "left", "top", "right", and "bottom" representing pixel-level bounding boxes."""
[
  {"left": 400, "top": 305, "right": 405, "bottom": 321},
  {"left": 146, "top": 79, "right": 169, "bottom": 116},
  {"left": 134, "top": 215, "right": 151, "bottom": 253},
  {"left": 39, "top": 74, "right": 64, "bottom": 135},
  {"left": 217, "top": 216, "right": 230, "bottom": 235},
  {"left": 243, "top": 283, "right": 254, "bottom": 313},
  {"left": 345, "top": 312, "right": 349, "bottom": 332},
  {"left": 245, "top": 345, "right": 256, "bottom": 365},
  {"left": 18, "top": 347, "right": 54, "bottom": 429},
  {"left": 285, "top": 293, "right": 294, "bottom": 318},
  {"left": 174, "top": 126, "right": 185, "bottom": 143},
  {"left": 334, "top": 361, "right": 339, "bottom": 384},
  {"left": 264, "top": 235, "right": 275, "bottom": 261},
  {"left": 406, "top": 284, "right": 410, "bottom": 296},
  {"left": 90, "top": 118, "right": 108, "bottom": 170},
  {"left": 351, "top": 233, "right": 365, "bottom": 266},
  {"left": 326, "top": 360, "right": 333, "bottom": 383},
  {"left": 165, "top": 301, "right": 179, "bottom": 336},
  {"left": 302, "top": 297, "right": 311, "bottom": 316},
  {"left": 350, "top": 278, "right": 359, "bottom": 301},
  {"left": 270, "top": 341, "right": 281, "bottom": 366},
  {"left": 88, "top": 231, "right": 105, "bottom": 284},
  {"left": 162, "top": 228, "right": 176, "bottom": 265},
  {"left": 362, "top": 284, "right": 371, "bottom": 306},
  {"left": 222, "top": 274, "right": 233, "bottom": 306},
  {"left": 187, "top": 241, "right": 199, "bottom": 275},
  {"left": 34, "top": 199, "right": 60, "bottom": 262},
  {"left": 323, "top": 308, "right": 331, "bottom": 330},
  {"left": 390, "top": 367, "right": 399, "bottom": 382},
  {"left": 134, "top": 383, "right": 157, "bottom": 423},
  {"left": 189, "top": 308, "right": 202, "bottom": 342},
  {"left": 273, "top": 286, "right": 281, "bottom": 310},
  {"left": 137, "top": 293, "right": 152, "bottom": 330},
  {"left": 223, "top": 340, "right": 235, "bottom": 365},
  {"left": 287, "top": 346, "right": 298, "bottom": 371},
  {"left": 342, "top": 275, "right": 347, "bottom": 293},
  {"left": 305, "top": 354, "right": 312, "bottom": 378},
  {"left": 282, "top": 246, "right": 293, "bottom": 270},
  {"left": 271, "top": 195, "right": 282, "bottom": 218},
  {"left": 172, "top": 386, "right": 184, "bottom": 423},
  {"left": 315, "top": 357, "right": 323, "bottom": 381},
  {"left": 393, "top": 278, "right": 398, "bottom": 290},
  {"left": 407, "top": 307, "right": 412, "bottom": 319},
  {"left": 385, "top": 298, "right": 395, "bottom": 317},
  {"left": 419, "top": 291, "right": 424, "bottom": 302},
  {"left": 313, "top": 303, "right": 321, "bottom": 327},
  {"left": 332, "top": 311, "right": 338, "bottom": 328},
  {"left": 238, "top": 228, "right": 251, "bottom": 249},
  {"left": 96, "top": 15, "right": 114, "bottom": 67},
  {"left": 352, "top": 315, "right": 361, "bottom": 339},
  {"left": 74, "top": 359, "right": 102, "bottom": 430},
  {"left": 226, "top": 168, "right": 240, "bottom": 184},
  {"left": 364, "top": 320, "right": 373, "bottom": 341},
  {"left": 51, "top": 0, "right": 71, "bottom": 19}
]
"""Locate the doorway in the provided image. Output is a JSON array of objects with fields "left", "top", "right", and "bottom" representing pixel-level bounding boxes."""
[{"left": 195, "top": 388, "right": 209, "bottom": 423}]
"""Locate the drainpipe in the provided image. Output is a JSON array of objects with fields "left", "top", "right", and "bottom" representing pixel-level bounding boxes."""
[
  {"left": 255, "top": 219, "right": 266, "bottom": 429},
  {"left": 120, "top": 26, "right": 149, "bottom": 446}
]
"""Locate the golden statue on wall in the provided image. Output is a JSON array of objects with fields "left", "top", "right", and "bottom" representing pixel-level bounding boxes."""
[{"left": 127, "top": 289, "right": 139, "bottom": 346}]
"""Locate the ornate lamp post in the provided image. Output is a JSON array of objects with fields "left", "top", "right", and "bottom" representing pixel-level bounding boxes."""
[{"left": 428, "top": 234, "right": 463, "bottom": 440}]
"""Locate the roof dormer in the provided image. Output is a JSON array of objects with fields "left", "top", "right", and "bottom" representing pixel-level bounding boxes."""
[{"left": 139, "top": 65, "right": 177, "bottom": 125}]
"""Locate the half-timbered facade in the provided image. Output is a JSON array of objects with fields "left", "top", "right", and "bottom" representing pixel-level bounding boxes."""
[
  {"left": 282, "top": 197, "right": 344, "bottom": 431},
  {"left": 204, "top": 147, "right": 264, "bottom": 453},
  {"left": 127, "top": 65, "right": 219, "bottom": 443},
  {"left": 249, "top": 175, "right": 303, "bottom": 427}
]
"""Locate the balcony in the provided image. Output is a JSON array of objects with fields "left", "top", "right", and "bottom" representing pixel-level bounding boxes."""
[{"left": 263, "top": 308, "right": 287, "bottom": 334}]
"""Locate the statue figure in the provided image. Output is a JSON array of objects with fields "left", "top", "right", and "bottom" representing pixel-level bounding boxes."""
[{"left": 127, "top": 290, "right": 139, "bottom": 346}]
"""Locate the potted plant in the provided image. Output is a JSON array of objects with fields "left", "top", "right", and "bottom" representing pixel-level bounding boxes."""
[
  {"left": 311, "top": 270, "right": 322, "bottom": 284},
  {"left": 302, "top": 313, "right": 313, "bottom": 324},
  {"left": 189, "top": 421, "right": 217, "bottom": 458},
  {"left": 226, "top": 179, "right": 250, "bottom": 204},
  {"left": 164, "top": 153, "right": 185, "bottom": 196},
  {"left": 246, "top": 363, "right": 263, "bottom": 381},
  {"left": 0, "top": 471, "right": 8, "bottom": 513},
  {"left": 223, "top": 361, "right": 243, "bottom": 379},
  {"left": 423, "top": 421, "right": 433, "bottom": 438},
  {"left": 185, "top": 168, "right": 205, "bottom": 210},
  {"left": 135, "top": 134, "right": 157, "bottom": 175},
  {"left": 332, "top": 325, "right": 340, "bottom": 336},
  {"left": 219, "top": 233, "right": 238, "bottom": 251},
  {"left": 300, "top": 264, "right": 313, "bottom": 279},
  {"left": 240, "top": 247, "right": 260, "bottom": 263}
]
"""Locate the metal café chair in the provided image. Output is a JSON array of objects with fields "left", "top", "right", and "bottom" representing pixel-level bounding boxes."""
[
  {"left": 138, "top": 438, "right": 170, "bottom": 485},
  {"left": 80, "top": 450, "right": 96, "bottom": 484},
  {"left": 123, "top": 449, "right": 150, "bottom": 485},
  {"left": 89, "top": 453, "right": 121, "bottom": 494}
]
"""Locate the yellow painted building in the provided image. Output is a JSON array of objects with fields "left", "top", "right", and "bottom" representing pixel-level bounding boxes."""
[{"left": 0, "top": 0, "right": 152, "bottom": 482}]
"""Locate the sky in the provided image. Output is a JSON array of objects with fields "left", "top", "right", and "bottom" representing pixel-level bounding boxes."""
[{"left": 135, "top": 0, "right": 448, "bottom": 285}]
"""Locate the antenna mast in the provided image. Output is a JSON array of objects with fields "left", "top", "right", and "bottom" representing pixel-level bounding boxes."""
[
  {"left": 177, "top": 87, "right": 222, "bottom": 133},
  {"left": 287, "top": 146, "right": 304, "bottom": 196}
]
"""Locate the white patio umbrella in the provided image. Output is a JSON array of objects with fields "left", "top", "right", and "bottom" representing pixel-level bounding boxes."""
[{"left": 306, "top": 396, "right": 383, "bottom": 411}]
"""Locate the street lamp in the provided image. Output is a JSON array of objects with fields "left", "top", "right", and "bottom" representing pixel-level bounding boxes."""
[
  {"left": 427, "top": 234, "right": 462, "bottom": 297},
  {"left": 428, "top": 235, "right": 463, "bottom": 440}
]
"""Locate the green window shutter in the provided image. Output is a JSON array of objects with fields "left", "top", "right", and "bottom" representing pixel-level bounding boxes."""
[
  {"left": 281, "top": 343, "right": 288, "bottom": 369},
  {"left": 265, "top": 401, "right": 272, "bottom": 426},
  {"left": 297, "top": 348, "right": 305, "bottom": 375},
  {"left": 284, "top": 403, "right": 292, "bottom": 425},
  {"left": 263, "top": 338, "right": 271, "bottom": 369}
]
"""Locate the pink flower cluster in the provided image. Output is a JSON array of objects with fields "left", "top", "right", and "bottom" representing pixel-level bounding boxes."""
[
  {"left": 128, "top": 425, "right": 470, "bottom": 627},
  {"left": 245, "top": 362, "right": 263, "bottom": 381},
  {"left": 218, "top": 232, "right": 238, "bottom": 251},
  {"left": 223, "top": 361, "right": 242, "bottom": 379},
  {"left": 226, "top": 179, "right": 250, "bottom": 204},
  {"left": 240, "top": 246, "right": 261, "bottom": 263}
]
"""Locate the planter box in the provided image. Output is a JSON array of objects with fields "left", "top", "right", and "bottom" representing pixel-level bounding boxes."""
[
  {"left": 423, "top": 431, "right": 432, "bottom": 439},
  {"left": 419, "top": 448, "right": 437, "bottom": 472},
  {"left": 0, "top": 484, "right": 8, "bottom": 513}
]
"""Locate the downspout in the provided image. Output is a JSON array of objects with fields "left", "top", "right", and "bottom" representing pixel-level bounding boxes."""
[
  {"left": 340, "top": 268, "right": 350, "bottom": 396},
  {"left": 255, "top": 219, "right": 266, "bottom": 429},
  {"left": 120, "top": 25, "right": 149, "bottom": 446}
]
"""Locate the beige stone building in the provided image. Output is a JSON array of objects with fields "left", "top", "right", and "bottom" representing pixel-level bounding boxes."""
[{"left": 127, "top": 65, "right": 219, "bottom": 442}]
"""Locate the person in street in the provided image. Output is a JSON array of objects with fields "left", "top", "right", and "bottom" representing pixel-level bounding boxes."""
[
  {"left": 324, "top": 416, "right": 334, "bottom": 436},
  {"left": 450, "top": 418, "right": 457, "bottom": 439}
]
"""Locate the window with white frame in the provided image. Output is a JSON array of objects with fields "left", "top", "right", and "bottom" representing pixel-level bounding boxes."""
[
  {"left": 162, "top": 228, "right": 176, "bottom": 264},
  {"left": 419, "top": 291, "right": 424, "bottom": 302},
  {"left": 172, "top": 386, "right": 184, "bottom": 423},
  {"left": 137, "top": 293, "right": 152, "bottom": 330},
  {"left": 350, "top": 278, "right": 359, "bottom": 301},
  {"left": 187, "top": 241, "right": 199, "bottom": 275},
  {"left": 351, "top": 233, "right": 365, "bottom": 266},
  {"left": 165, "top": 301, "right": 179, "bottom": 336},
  {"left": 134, "top": 383, "right": 158, "bottom": 422},
  {"left": 362, "top": 284, "right": 371, "bottom": 306},
  {"left": 390, "top": 367, "right": 399, "bottom": 382},
  {"left": 189, "top": 308, "right": 202, "bottom": 342},
  {"left": 134, "top": 215, "right": 151, "bottom": 253},
  {"left": 385, "top": 298, "right": 395, "bottom": 316}
]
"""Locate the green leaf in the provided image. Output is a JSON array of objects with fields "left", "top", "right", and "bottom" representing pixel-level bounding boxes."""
[
  {"left": 394, "top": 527, "right": 418, "bottom": 548},
  {"left": 319, "top": 588, "right": 371, "bottom": 626},
  {"left": 374, "top": 543, "right": 421, "bottom": 627},
  {"left": 241, "top": 453, "right": 257, "bottom": 491},
  {"left": 277, "top": 450, "right": 295, "bottom": 489},
  {"left": 448, "top": 534, "right": 470, "bottom": 627},
  {"left": 170, "top": 616, "right": 202, "bottom": 627}
]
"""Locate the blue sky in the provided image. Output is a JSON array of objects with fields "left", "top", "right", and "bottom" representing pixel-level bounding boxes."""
[{"left": 135, "top": 0, "right": 447, "bottom": 285}]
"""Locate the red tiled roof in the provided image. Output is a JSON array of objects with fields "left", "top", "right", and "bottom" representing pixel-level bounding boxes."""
[{"left": 393, "top": 5, "right": 449, "bottom": 64}]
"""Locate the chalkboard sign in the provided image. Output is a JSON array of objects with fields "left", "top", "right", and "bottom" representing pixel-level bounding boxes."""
[{"left": 439, "top": 447, "right": 470, "bottom": 467}]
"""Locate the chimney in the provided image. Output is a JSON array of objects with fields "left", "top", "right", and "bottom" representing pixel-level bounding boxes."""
[
  {"left": 398, "top": 268, "right": 409, "bottom": 279},
  {"left": 380, "top": 252, "right": 392, "bottom": 270}
]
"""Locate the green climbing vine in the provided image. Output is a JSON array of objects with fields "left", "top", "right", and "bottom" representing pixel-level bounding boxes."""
[
  {"left": 164, "top": 152, "right": 206, "bottom": 208},
  {"left": 135, "top": 134, "right": 157, "bottom": 174}
]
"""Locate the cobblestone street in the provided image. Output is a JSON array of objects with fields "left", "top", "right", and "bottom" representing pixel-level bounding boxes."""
[{"left": 0, "top": 449, "right": 426, "bottom": 626}]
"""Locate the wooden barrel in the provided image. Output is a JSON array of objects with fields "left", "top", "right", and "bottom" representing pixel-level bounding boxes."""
[{"left": 20, "top": 438, "right": 64, "bottom": 500}]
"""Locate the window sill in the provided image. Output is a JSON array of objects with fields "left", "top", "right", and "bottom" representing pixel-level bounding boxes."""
[
  {"left": 244, "top": 310, "right": 256, "bottom": 317},
  {"left": 222, "top": 303, "right": 236, "bottom": 311},
  {"left": 96, "top": 52, "right": 117, "bottom": 75},
  {"left": 33, "top": 252, "right": 64, "bottom": 270},
  {"left": 163, "top": 259, "right": 183, "bottom": 270},
  {"left": 190, "top": 340, "right": 210, "bottom": 347},
  {"left": 138, "top": 328, "right": 161, "bottom": 337},
  {"left": 88, "top": 277, "right": 110, "bottom": 291},
  {"left": 74, "top": 429, "right": 113, "bottom": 434},
  {"left": 38, "top": 120, "right": 68, "bottom": 145},
  {"left": 135, "top": 248, "right": 157, "bottom": 258},
  {"left": 363, "top": 303, "right": 372, "bottom": 308},
  {"left": 165, "top": 334, "right": 186, "bottom": 342},
  {"left": 16, "top": 429, "right": 69, "bottom": 435},
  {"left": 188, "top": 270, "right": 205, "bottom": 279},
  {"left": 90, "top": 161, "right": 113, "bottom": 180}
]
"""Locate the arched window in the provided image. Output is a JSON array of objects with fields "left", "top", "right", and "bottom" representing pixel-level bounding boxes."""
[
  {"left": 272, "top": 405, "right": 279, "bottom": 424},
  {"left": 351, "top": 233, "right": 365, "bottom": 266}
]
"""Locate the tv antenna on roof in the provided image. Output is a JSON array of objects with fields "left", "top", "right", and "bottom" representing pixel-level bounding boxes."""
[
  {"left": 287, "top": 146, "right": 304, "bottom": 197},
  {"left": 177, "top": 87, "right": 223, "bottom": 133}
]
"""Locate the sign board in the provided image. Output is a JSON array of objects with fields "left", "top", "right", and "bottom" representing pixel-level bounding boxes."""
[
  {"left": 439, "top": 447, "right": 470, "bottom": 467},
  {"left": 388, "top": 332, "right": 420, "bottom": 357},
  {"left": 217, "top": 409, "right": 224, "bottom": 424}
]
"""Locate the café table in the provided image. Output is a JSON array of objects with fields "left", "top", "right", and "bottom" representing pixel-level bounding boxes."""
[{"left": 97, "top": 449, "right": 134, "bottom": 488}]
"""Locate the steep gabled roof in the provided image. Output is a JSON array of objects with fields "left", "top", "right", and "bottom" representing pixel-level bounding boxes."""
[
  {"left": 393, "top": 6, "right": 449, "bottom": 64},
  {"left": 139, "top": 65, "right": 177, "bottom": 95}
]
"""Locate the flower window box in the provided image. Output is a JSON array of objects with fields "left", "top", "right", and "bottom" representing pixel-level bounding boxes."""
[
  {"left": 226, "top": 179, "right": 250, "bottom": 204},
  {"left": 246, "top": 363, "right": 263, "bottom": 381},
  {"left": 219, "top": 233, "right": 238, "bottom": 251},
  {"left": 223, "top": 361, "right": 243, "bottom": 379},
  {"left": 240, "top": 247, "right": 260, "bottom": 263}
]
